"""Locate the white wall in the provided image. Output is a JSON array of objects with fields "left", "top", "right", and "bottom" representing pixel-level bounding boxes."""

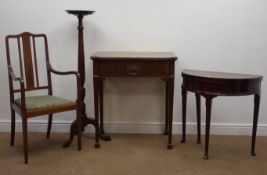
[{"left": 0, "top": 0, "right": 267, "bottom": 135}]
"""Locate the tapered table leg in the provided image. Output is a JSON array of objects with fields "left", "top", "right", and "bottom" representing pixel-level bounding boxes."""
[
  {"left": 181, "top": 87, "right": 187, "bottom": 143},
  {"left": 99, "top": 78, "right": 111, "bottom": 141},
  {"left": 167, "top": 78, "right": 174, "bottom": 149},
  {"left": 203, "top": 95, "right": 215, "bottom": 160},
  {"left": 163, "top": 79, "right": 169, "bottom": 135},
  {"left": 93, "top": 77, "right": 100, "bottom": 148},
  {"left": 195, "top": 93, "right": 201, "bottom": 144},
  {"left": 251, "top": 94, "right": 260, "bottom": 156}
]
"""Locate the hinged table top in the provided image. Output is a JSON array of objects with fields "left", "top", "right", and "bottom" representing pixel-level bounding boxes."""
[
  {"left": 91, "top": 52, "right": 177, "bottom": 61},
  {"left": 182, "top": 69, "right": 262, "bottom": 80}
]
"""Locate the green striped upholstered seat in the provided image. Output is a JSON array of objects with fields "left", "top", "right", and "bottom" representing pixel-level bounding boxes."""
[{"left": 15, "top": 95, "right": 76, "bottom": 111}]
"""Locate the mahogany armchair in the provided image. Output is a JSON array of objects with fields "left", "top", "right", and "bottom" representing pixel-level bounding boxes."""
[{"left": 5, "top": 32, "right": 82, "bottom": 164}]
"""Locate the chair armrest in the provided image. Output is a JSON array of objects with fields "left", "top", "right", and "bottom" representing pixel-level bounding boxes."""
[
  {"left": 47, "top": 63, "right": 81, "bottom": 106},
  {"left": 48, "top": 63, "right": 79, "bottom": 76}
]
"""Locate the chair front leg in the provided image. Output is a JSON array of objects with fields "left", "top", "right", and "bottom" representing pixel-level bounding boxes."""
[
  {"left": 10, "top": 109, "right": 15, "bottom": 146},
  {"left": 22, "top": 117, "right": 28, "bottom": 164},
  {"left": 46, "top": 114, "right": 53, "bottom": 138}
]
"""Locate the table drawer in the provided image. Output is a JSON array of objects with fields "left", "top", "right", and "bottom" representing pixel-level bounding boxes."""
[{"left": 94, "top": 61, "right": 173, "bottom": 77}]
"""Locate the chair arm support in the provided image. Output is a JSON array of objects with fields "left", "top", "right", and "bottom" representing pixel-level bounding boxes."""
[
  {"left": 8, "top": 66, "right": 24, "bottom": 84},
  {"left": 8, "top": 65, "right": 26, "bottom": 111}
]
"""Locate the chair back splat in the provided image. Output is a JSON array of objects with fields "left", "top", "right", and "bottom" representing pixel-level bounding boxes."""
[{"left": 6, "top": 32, "right": 52, "bottom": 93}]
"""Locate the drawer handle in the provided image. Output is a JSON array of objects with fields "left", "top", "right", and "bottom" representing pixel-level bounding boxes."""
[
  {"left": 127, "top": 67, "right": 139, "bottom": 75},
  {"left": 128, "top": 69, "right": 138, "bottom": 75}
]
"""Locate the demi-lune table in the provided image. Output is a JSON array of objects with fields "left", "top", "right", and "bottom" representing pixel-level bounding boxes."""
[{"left": 181, "top": 69, "right": 262, "bottom": 159}]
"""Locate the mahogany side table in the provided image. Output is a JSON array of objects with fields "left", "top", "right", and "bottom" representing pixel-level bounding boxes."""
[
  {"left": 91, "top": 52, "right": 177, "bottom": 149},
  {"left": 180, "top": 69, "right": 262, "bottom": 159}
]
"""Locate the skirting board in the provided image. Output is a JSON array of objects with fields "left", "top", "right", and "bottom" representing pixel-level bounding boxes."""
[{"left": 0, "top": 119, "right": 267, "bottom": 136}]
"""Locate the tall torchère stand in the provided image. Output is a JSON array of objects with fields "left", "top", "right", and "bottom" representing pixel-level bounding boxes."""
[{"left": 63, "top": 10, "right": 110, "bottom": 149}]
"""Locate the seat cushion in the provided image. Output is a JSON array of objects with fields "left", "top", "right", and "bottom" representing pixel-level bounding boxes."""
[{"left": 15, "top": 95, "right": 76, "bottom": 111}]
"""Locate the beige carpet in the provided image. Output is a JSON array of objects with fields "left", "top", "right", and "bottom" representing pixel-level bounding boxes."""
[{"left": 0, "top": 133, "right": 267, "bottom": 175}]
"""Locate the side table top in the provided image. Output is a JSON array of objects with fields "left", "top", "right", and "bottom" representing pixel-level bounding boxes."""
[{"left": 91, "top": 52, "right": 177, "bottom": 61}]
